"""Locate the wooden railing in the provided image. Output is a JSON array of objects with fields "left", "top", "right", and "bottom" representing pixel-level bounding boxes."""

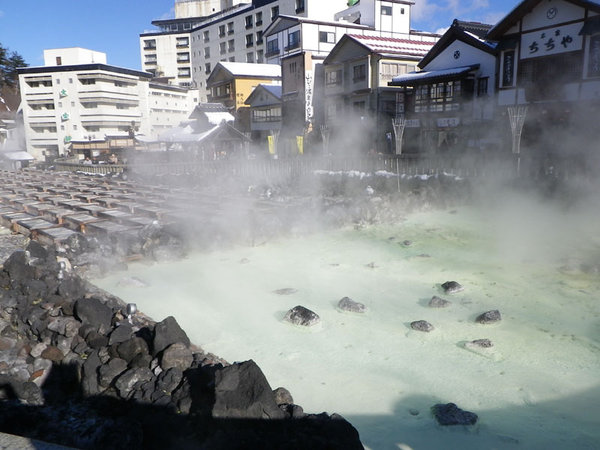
[{"left": 37, "top": 154, "right": 583, "bottom": 181}]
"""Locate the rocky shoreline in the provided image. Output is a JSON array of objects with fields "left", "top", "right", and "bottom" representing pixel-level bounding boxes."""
[{"left": 0, "top": 235, "right": 364, "bottom": 449}]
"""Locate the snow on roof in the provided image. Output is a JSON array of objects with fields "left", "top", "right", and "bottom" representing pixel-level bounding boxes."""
[
  {"left": 218, "top": 61, "right": 281, "bottom": 78},
  {"left": 346, "top": 34, "right": 436, "bottom": 57},
  {"left": 205, "top": 111, "right": 234, "bottom": 125},
  {"left": 391, "top": 65, "right": 479, "bottom": 84}
]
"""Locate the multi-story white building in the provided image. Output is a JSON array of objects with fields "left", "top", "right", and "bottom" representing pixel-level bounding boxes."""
[
  {"left": 18, "top": 48, "right": 198, "bottom": 161},
  {"left": 140, "top": 0, "right": 350, "bottom": 100}
]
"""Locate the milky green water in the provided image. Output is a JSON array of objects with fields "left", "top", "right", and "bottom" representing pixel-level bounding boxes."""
[{"left": 93, "top": 205, "right": 600, "bottom": 450}]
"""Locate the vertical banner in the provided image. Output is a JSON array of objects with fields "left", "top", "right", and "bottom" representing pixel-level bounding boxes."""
[
  {"left": 296, "top": 135, "right": 304, "bottom": 155},
  {"left": 268, "top": 135, "right": 275, "bottom": 155}
]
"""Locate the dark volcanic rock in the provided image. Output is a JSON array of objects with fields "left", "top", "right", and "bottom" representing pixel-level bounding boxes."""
[
  {"left": 153, "top": 316, "right": 190, "bottom": 356},
  {"left": 441, "top": 281, "right": 464, "bottom": 294},
  {"left": 337, "top": 297, "right": 367, "bottom": 313},
  {"left": 428, "top": 295, "right": 451, "bottom": 308},
  {"left": 283, "top": 305, "right": 320, "bottom": 327},
  {"left": 469, "top": 339, "right": 493, "bottom": 348},
  {"left": 432, "top": 402, "right": 478, "bottom": 426},
  {"left": 98, "top": 358, "right": 128, "bottom": 388},
  {"left": 212, "top": 360, "right": 285, "bottom": 420},
  {"left": 476, "top": 310, "right": 502, "bottom": 324},
  {"left": 74, "top": 297, "right": 113, "bottom": 335},
  {"left": 114, "top": 367, "right": 154, "bottom": 400},
  {"left": 410, "top": 320, "right": 434, "bottom": 332},
  {"left": 108, "top": 322, "right": 133, "bottom": 345},
  {"left": 160, "top": 342, "right": 193, "bottom": 371},
  {"left": 117, "top": 336, "right": 150, "bottom": 364}
]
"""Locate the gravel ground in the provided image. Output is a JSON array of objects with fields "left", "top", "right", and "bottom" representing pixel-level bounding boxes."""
[{"left": 0, "top": 227, "right": 28, "bottom": 263}]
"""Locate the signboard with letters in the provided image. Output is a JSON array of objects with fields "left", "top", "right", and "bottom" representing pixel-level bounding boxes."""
[{"left": 521, "top": 22, "right": 583, "bottom": 59}]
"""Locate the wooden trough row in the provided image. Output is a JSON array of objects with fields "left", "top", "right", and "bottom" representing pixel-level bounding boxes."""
[{"left": 0, "top": 169, "right": 203, "bottom": 249}]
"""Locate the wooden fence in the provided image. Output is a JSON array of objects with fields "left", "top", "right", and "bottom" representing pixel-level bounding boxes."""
[{"left": 41, "top": 154, "right": 583, "bottom": 182}]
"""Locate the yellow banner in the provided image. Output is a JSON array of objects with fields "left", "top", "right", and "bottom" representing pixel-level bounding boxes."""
[
  {"left": 268, "top": 135, "right": 275, "bottom": 155},
  {"left": 296, "top": 136, "right": 304, "bottom": 155}
]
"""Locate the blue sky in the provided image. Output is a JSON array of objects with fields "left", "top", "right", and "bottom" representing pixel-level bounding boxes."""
[{"left": 0, "top": 0, "right": 521, "bottom": 70}]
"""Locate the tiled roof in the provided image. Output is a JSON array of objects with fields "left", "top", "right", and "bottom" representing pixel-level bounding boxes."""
[{"left": 346, "top": 34, "right": 436, "bottom": 57}]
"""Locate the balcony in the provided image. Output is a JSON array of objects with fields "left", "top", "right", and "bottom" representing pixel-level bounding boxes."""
[{"left": 265, "top": 49, "right": 280, "bottom": 58}]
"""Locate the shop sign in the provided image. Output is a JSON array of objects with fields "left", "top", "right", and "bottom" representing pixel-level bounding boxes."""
[
  {"left": 522, "top": 22, "right": 583, "bottom": 59},
  {"left": 405, "top": 119, "right": 420, "bottom": 128}
]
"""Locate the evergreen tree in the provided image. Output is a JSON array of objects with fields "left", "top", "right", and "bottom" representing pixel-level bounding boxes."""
[{"left": 0, "top": 43, "right": 28, "bottom": 90}]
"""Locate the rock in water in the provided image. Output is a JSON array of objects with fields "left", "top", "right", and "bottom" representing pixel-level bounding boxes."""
[
  {"left": 273, "top": 288, "right": 297, "bottom": 295},
  {"left": 283, "top": 306, "right": 320, "bottom": 327},
  {"left": 441, "top": 281, "right": 464, "bottom": 294},
  {"left": 476, "top": 310, "right": 502, "bottom": 324},
  {"left": 428, "top": 296, "right": 451, "bottom": 308},
  {"left": 468, "top": 339, "right": 493, "bottom": 348},
  {"left": 410, "top": 320, "right": 434, "bottom": 332},
  {"left": 432, "top": 403, "right": 478, "bottom": 425},
  {"left": 337, "top": 297, "right": 366, "bottom": 313}
]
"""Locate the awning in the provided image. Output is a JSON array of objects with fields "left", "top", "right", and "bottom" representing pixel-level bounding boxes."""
[
  {"left": 390, "top": 64, "right": 480, "bottom": 86},
  {"left": 0, "top": 151, "right": 35, "bottom": 161},
  {"left": 580, "top": 15, "right": 600, "bottom": 35}
]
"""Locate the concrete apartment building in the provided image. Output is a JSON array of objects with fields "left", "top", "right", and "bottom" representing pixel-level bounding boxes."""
[
  {"left": 140, "top": 0, "right": 350, "bottom": 101},
  {"left": 18, "top": 48, "right": 197, "bottom": 161}
]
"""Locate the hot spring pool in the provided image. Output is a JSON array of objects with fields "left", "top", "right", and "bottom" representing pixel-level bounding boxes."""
[{"left": 93, "top": 201, "right": 600, "bottom": 449}]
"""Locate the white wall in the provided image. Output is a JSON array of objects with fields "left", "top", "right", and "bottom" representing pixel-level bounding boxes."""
[{"left": 43, "top": 48, "right": 107, "bottom": 66}]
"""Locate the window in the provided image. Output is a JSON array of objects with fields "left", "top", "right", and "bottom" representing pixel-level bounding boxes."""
[
  {"left": 414, "top": 81, "right": 462, "bottom": 112},
  {"left": 326, "top": 69, "right": 342, "bottom": 86},
  {"left": 271, "top": 6, "right": 279, "bottom": 21},
  {"left": 319, "top": 31, "right": 335, "bottom": 43},
  {"left": 287, "top": 30, "right": 300, "bottom": 50},
  {"left": 56, "top": 78, "right": 61, "bottom": 84},
  {"left": 289, "top": 61, "right": 298, "bottom": 74},
  {"left": 256, "top": 11, "right": 263, "bottom": 25},
  {"left": 295, "top": 0, "right": 305, "bottom": 13},
  {"left": 219, "top": 25, "right": 226, "bottom": 37},
  {"left": 227, "top": 22, "right": 234, "bottom": 34},
  {"left": 228, "top": 39, "right": 235, "bottom": 52},
  {"left": 246, "top": 34, "right": 254, "bottom": 47},
  {"left": 252, "top": 106, "right": 282, "bottom": 122},
  {"left": 213, "top": 84, "right": 231, "bottom": 98},
  {"left": 69, "top": 78, "right": 73, "bottom": 84},
  {"left": 81, "top": 78, "right": 95, "bottom": 85},
  {"left": 177, "top": 52, "right": 190, "bottom": 63},
  {"left": 144, "top": 39, "right": 156, "bottom": 50},
  {"left": 353, "top": 64, "right": 366, "bottom": 82},
  {"left": 178, "top": 67, "right": 191, "bottom": 78},
  {"left": 245, "top": 15, "right": 253, "bottom": 28},
  {"left": 177, "top": 37, "right": 189, "bottom": 47},
  {"left": 256, "top": 31, "right": 263, "bottom": 44},
  {"left": 266, "top": 39, "right": 279, "bottom": 56},
  {"left": 247, "top": 52, "right": 255, "bottom": 63},
  {"left": 220, "top": 42, "right": 227, "bottom": 54},
  {"left": 205, "top": 63, "right": 211, "bottom": 74},
  {"left": 501, "top": 50, "right": 515, "bottom": 87},
  {"left": 257, "top": 49, "right": 264, "bottom": 63},
  {"left": 203, "top": 30, "right": 210, "bottom": 42},
  {"left": 477, "top": 77, "right": 489, "bottom": 97},
  {"left": 145, "top": 54, "right": 157, "bottom": 64},
  {"left": 204, "top": 47, "right": 210, "bottom": 58},
  {"left": 381, "top": 6, "right": 392, "bottom": 15}
]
